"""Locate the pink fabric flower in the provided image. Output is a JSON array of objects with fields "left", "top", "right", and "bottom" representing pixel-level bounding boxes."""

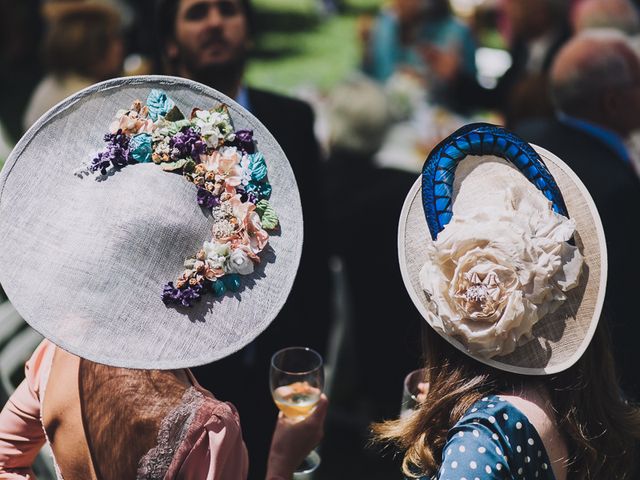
[
  {"left": 111, "top": 113, "right": 153, "bottom": 135},
  {"left": 218, "top": 196, "right": 269, "bottom": 259},
  {"left": 201, "top": 148, "right": 243, "bottom": 188}
]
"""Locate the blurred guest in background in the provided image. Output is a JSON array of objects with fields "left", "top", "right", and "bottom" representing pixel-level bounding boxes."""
[
  {"left": 362, "top": 0, "right": 476, "bottom": 112},
  {"left": 0, "top": 0, "right": 44, "bottom": 143},
  {"left": 320, "top": 75, "right": 422, "bottom": 477},
  {"left": 516, "top": 29, "right": 640, "bottom": 399},
  {"left": 154, "top": 1, "right": 330, "bottom": 478},
  {"left": 447, "top": 0, "right": 571, "bottom": 125},
  {"left": 497, "top": 0, "right": 571, "bottom": 124},
  {"left": 23, "top": 2, "right": 124, "bottom": 130},
  {"left": 572, "top": 0, "right": 640, "bottom": 35},
  {"left": 324, "top": 76, "right": 422, "bottom": 420}
]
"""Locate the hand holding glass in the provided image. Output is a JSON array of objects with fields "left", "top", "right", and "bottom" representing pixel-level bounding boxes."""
[{"left": 270, "top": 347, "right": 324, "bottom": 475}]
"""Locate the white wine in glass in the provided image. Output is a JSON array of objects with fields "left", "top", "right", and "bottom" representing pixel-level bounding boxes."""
[
  {"left": 270, "top": 347, "right": 324, "bottom": 475},
  {"left": 272, "top": 381, "right": 322, "bottom": 419}
]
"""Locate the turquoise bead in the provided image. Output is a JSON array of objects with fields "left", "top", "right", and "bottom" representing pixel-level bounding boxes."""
[
  {"left": 212, "top": 279, "right": 226, "bottom": 296},
  {"left": 223, "top": 274, "right": 241, "bottom": 292}
]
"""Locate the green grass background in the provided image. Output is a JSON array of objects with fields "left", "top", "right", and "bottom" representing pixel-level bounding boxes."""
[{"left": 247, "top": 0, "right": 381, "bottom": 94}]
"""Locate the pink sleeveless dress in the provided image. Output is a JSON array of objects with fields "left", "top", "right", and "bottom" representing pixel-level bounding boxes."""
[{"left": 0, "top": 340, "right": 249, "bottom": 479}]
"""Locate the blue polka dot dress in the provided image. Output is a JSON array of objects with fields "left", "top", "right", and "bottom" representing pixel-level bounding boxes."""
[{"left": 419, "top": 395, "right": 556, "bottom": 479}]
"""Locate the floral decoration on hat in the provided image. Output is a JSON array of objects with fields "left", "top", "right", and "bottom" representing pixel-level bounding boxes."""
[
  {"left": 80, "top": 90, "right": 279, "bottom": 308},
  {"left": 420, "top": 187, "right": 583, "bottom": 358},
  {"left": 419, "top": 124, "right": 584, "bottom": 358}
]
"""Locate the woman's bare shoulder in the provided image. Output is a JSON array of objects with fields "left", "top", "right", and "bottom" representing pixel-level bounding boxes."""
[{"left": 501, "top": 389, "right": 569, "bottom": 480}]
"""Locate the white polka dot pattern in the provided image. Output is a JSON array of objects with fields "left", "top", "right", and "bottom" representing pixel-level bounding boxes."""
[{"left": 428, "top": 396, "right": 555, "bottom": 480}]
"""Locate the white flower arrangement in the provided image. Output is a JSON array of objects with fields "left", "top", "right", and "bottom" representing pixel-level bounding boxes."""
[{"left": 420, "top": 186, "right": 584, "bottom": 358}]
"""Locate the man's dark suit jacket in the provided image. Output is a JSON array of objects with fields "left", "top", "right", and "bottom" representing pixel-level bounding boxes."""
[
  {"left": 192, "top": 88, "right": 330, "bottom": 480},
  {"left": 324, "top": 152, "right": 423, "bottom": 419},
  {"left": 516, "top": 119, "right": 640, "bottom": 400}
]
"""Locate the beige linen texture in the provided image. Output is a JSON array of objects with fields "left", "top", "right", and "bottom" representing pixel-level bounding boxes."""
[
  {"left": 398, "top": 150, "right": 606, "bottom": 375},
  {"left": 0, "top": 76, "right": 303, "bottom": 369}
]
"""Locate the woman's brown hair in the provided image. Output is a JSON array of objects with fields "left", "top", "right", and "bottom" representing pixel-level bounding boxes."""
[
  {"left": 78, "top": 361, "right": 189, "bottom": 480},
  {"left": 372, "top": 321, "right": 640, "bottom": 479}
]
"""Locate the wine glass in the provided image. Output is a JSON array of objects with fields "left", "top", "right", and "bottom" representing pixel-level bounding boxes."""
[{"left": 270, "top": 347, "right": 324, "bottom": 476}]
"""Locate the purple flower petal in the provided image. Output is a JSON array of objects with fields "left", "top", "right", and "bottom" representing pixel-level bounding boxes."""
[
  {"left": 196, "top": 188, "right": 220, "bottom": 209},
  {"left": 169, "top": 127, "right": 207, "bottom": 162},
  {"left": 90, "top": 130, "right": 132, "bottom": 175},
  {"left": 235, "top": 129, "right": 255, "bottom": 153},
  {"left": 162, "top": 281, "right": 203, "bottom": 307}
]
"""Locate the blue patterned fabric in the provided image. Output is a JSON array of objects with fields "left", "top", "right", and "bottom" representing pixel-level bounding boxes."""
[{"left": 413, "top": 395, "right": 556, "bottom": 479}]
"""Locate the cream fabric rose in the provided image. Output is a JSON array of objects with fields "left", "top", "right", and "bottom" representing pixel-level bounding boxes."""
[
  {"left": 227, "top": 249, "right": 254, "bottom": 275},
  {"left": 420, "top": 186, "right": 583, "bottom": 358},
  {"left": 203, "top": 241, "right": 230, "bottom": 273}
]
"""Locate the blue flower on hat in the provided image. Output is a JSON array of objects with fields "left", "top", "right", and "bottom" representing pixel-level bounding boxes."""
[
  {"left": 212, "top": 279, "right": 226, "bottom": 296},
  {"left": 248, "top": 152, "right": 268, "bottom": 182},
  {"left": 129, "top": 133, "right": 152, "bottom": 163},
  {"left": 147, "top": 89, "right": 175, "bottom": 121},
  {"left": 222, "top": 273, "right": 241, "bottom": 292},
  {"left": 245, "top": 180, "right": 272, "bottom": 200}
]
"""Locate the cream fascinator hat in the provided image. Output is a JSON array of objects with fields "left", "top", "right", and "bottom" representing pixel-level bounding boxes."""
[
  {"left": 399, "top": 124, "right": 606, "bottom": 374},
  {"left": 0, "top": 76, "right": 302, "bottom": 369}
]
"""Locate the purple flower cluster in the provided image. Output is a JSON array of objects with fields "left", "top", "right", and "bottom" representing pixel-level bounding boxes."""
[
  {"left": 236, "top": 185, "right": 258, "bottom": 204},
  {"left": 90, "top": 130, "right": 132, "bottom": 175},
  {"left": 161, "top": 281, "right": 204, "bottom": 307},
  {"left": 196, "top": 187, "right": 220, "bottom": 209},
  {"left": 234, "top": 129, "right": 255, "bottom": 154},
  {"left": 169, "top": 127, "right": 207, "bottom": 161}
]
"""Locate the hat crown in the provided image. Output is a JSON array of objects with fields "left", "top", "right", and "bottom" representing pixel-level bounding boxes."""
[{"left": 72, "top": 166, "right": 212, "bottom": 291}]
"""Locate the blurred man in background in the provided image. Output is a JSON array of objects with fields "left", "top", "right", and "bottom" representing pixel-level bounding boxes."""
[
  {"left": 572, "top": 0, "right": 640, "bottom": 35},
  {"left": 155, "top": 1, "right": 330, "bottom": 478},
  {"left": 484, "top": 0, "right": 571, "bottom": 125},
  {"left": 321, "top": 76, "right": 422, "bottom": 478},
  {"left": 516, "top": 30, "right": 640, "bottom": 400}
]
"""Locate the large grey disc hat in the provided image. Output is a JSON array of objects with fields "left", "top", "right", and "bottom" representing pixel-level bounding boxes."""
[
  {"left": 399, "top": 124, "right": 606, "bottom": 375},
  {"left": 0, "top": 76, "right": 303, "bottom": 369}
]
